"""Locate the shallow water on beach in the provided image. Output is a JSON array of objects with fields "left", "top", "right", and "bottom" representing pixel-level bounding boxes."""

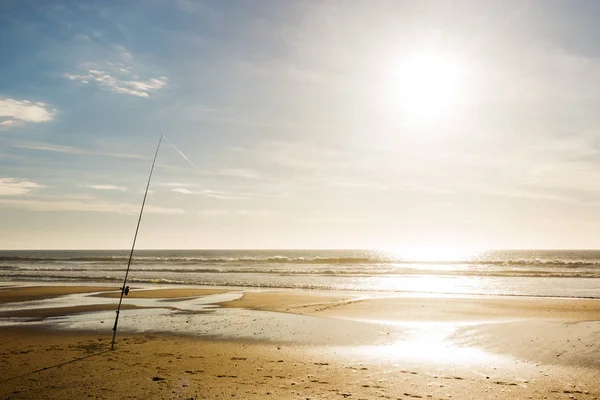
[{"left": 0, "top": 288, "right": 517, "bottom": 369}]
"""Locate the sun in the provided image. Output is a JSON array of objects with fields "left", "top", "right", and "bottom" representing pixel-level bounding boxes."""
[{"left": 384, "top": 50, "right": 466, "bottom": 121}]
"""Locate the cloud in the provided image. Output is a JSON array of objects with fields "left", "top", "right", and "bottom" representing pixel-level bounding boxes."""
[
  {"left": 233, "top": 140, "right": 349, "bottom": 172},
  {"left": 161, "top": 182, "right": 196, "bottom": 187},
  {"left": 170, "top": 187, "right": 251, "bottom": 200},
  {"left": 331, "top": 179, "right": 390, "bottom": 190},
  {"left": 172, "top": 188, "right": 195, "bottom": 194},
  {"left": 81, "top": 184, "right": 127, "bottom": 191},
  {"left": 235, "top": 60, "right": 329, "bottom": 86},
  {"left": 74, "top": 33, "right": 91, "bottom": 41},
  {"left": 198, "top": 209, "right": 278, "bottom": 217},
  {"left": 520, "top": 162, "right": 600, "bottom": 194},
  {"left": 297, "top": 215, "right": 376, "bottom": 224},
  {"left": 0, "top": 178, "right": 43, "bottom": 196},
  {"left": 223, "top": 140, "right": 358, "bottom": 191},
  {"left": 12, "top": 142, "right": 145, "bottom": 159},
  {"left": 64, "top": 69, "right": 168, "bottom": 98},
  {"left": 0, "top": 198, "right": 184, "bottom": 214},
  {"left": 144, "top": 205, "right": 185, "bottom": 215},
  {"left": 218, "top": 168, "right": 263, "bottom": 179},
  {"left": 0, "top": 98, "right": 55, "bottom": 128}
]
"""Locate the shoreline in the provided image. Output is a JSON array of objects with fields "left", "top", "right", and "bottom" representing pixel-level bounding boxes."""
[
  {"left": 3, "top": 282, "right": 600, "bottom": 319},
  {"left": 2, "top": 279, "right": 600, "bottom": 300},
  {"left": 2, "top": 283, "right": 600, "bottom": 349}
]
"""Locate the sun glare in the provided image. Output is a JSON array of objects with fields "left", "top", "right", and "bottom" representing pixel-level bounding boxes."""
[
  {"left": 388, "top": 246, "right": 476, "bottom": 262},
  {"left": 384, "top": 50, "right": 466, "bottom": 121}
]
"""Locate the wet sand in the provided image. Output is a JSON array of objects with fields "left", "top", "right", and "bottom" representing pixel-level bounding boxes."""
[
  {"left": 220, "top": 290, "right": 357, "bottom": 311},
  {"left": 0, "top": 285, "right": 115, "bottom": 303},
  {"left": 283, "top": 294, "right": 600, "bottom": 321},
  {"left": 92, "top": 288, "right": 231, "bottom": 299},
  {"left": 1, "top": 285, "right": 599, "bottom": 399},
  {"left": 0, "top": 304, "right": 153, "bottom": 320}
]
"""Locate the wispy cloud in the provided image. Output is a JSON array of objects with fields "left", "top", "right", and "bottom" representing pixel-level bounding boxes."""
[
  {"left": 161, "top": 182, "right": 196, "bottom": 187},
  {"left": 297, "top": 213, "right": 379, "bottom": 224},
  {"left": 0, "top": 198, "right": 184, "bottom": 214},
  {"left": 64, "top": 68, "right": 168, "bottom": 98},
  {"left": 0, "top": 178, "right": 43, "bottom": 196},
  {"left": 231, "top": 140, "right": 350, "bottom": 172},
  {"left": 144, "top": 205, "right": 185, "bottom": 215},
  {"left": 234, "top": 59, "right": 330, "bottom": 86},
  {"left": 172, "top": 188, "right": 195, "bottom": 194},
  {"left": 518, "top": 161, "right": 600, "bottom": 195},
  {"left": 218, "top": 168, "right": 263, "bottom": 179},
  {"left": 0, "top": 98, "right": 55, "bottom": 128},
  {"left": 171, "top": 188, "right": 251, "bottom": 200},
  {"left": 198, "top": 209, "right": 278, "bottom": 217},
  {"left": 12, "top": 142, "right": 145, "bottom": 159},
  {"left": 330, "top": 179, "right": 390, "bottom": 190},
  {"left": 81, "top": 184, "right": 127, "bottom": 191}
]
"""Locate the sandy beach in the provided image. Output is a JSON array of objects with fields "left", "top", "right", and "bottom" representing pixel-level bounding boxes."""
[{"left": 1, "top": 284, "right": 599, "bottom": 399}]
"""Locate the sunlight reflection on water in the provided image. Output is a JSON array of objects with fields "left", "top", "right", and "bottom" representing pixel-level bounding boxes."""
[{"left": 355, "top": 321, "right": 512, "bottom": 366}]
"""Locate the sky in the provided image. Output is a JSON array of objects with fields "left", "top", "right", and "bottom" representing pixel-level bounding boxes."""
[{"left": 2, "top": 0, "right": 600, "bottom": 250}]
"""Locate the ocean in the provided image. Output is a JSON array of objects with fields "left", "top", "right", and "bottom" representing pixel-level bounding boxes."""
[{"left": 1, "top": 249, "right": 599, "bottom": 298}]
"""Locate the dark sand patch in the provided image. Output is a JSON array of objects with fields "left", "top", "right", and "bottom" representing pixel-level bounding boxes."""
[
  {"left": 0, "top": 286, "right": 116, "bottom": 303},
  {"left": 0, "top": 304, "right": 165, "bottom": 320},
  {"left": 92, "top": 288, "right": 231, "bottom": 299}
]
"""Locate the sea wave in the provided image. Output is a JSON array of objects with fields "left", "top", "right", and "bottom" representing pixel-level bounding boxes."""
[
  {"left": 1, "top": 266, "right": 599, "bottom": 278},
  {"left": 3, "top": 254, "right": 600, "bottom": 268}
]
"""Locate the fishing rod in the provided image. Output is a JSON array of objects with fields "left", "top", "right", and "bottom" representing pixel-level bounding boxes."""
[{"left": 111, "top": 134, "right": 163, "bottom": 350}]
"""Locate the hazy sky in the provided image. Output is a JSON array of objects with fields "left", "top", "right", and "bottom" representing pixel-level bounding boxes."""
[{"left": 2, "top": 0, "right": 600, "bottom": 250}]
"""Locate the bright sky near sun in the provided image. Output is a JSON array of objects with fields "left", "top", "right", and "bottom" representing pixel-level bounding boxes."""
[{"left": 2, "top": 0, "right": 600, "bottom": 250}]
